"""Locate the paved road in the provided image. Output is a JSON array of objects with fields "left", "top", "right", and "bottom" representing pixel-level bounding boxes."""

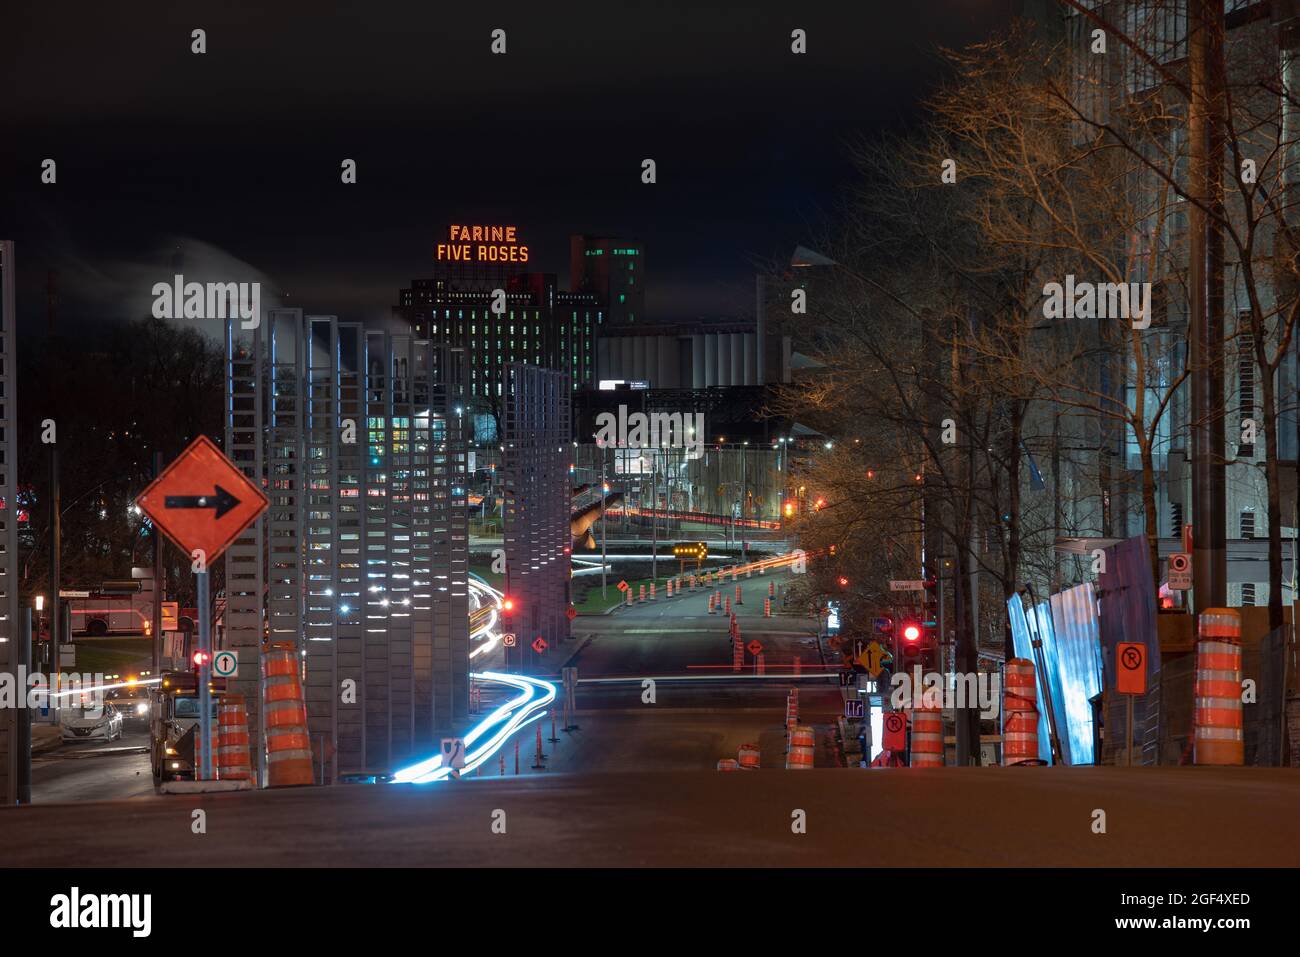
[
  {"left": 30, "top": 728, "right": 154, "bottom": 803},
  {"left": 3, "top": 767, "right": 1297, "bottom": 867}
]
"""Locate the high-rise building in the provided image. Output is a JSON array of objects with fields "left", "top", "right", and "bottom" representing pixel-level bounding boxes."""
[
  {"left": 396, "top": 226, "right": 605, "bottom": 406},
  {"left": 570, "top": 234, "right": 644, "bottom": 326}
]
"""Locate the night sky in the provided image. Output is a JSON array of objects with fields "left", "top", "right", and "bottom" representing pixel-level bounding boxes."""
[{"left": 2, "top": 1, "right": 1015, "bottom": 336}]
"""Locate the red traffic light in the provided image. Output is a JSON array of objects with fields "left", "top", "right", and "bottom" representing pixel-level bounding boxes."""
[
  {"left": 502, "top": 597, "right": 515, "bottom": 613},
  {"left": 192, "top": 650, "right": 210, "bottom": 667},
  {"left": 901, "top": 622, "right": 922, "bottom": 642},
  {"left": 837, "top": 576, "right": 849, "bottom": 587}
]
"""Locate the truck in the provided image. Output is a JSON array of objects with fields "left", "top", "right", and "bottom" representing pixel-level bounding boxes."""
[
  {"left": 65, "top": 567, "right": 158, "bottom": 636},
  {"left": 148, "top": 671, "right": 226, "bottom": 783}
]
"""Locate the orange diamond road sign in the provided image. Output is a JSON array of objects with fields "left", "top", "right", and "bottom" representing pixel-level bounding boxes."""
[
  {"left": 135, "top": 436, "right": 268, "bottom": 565},
  {"left": 1116, "top": 642, "right": 1147, "bottom": 696},
  {"left": 746, "top": 640, "right": 763, "bottom": 656},
  {"left": 566, "top": 606, "right": 578, "bottom": 621},
  {"left": 531, "top": 637, "right": 548, "bottom": 654},
  {"left": 616, "top": 580, "right": 629, "bottom": 593}
]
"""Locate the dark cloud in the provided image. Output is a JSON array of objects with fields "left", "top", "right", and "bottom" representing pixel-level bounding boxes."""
[{"left": 1, "top": 0, "right": 1015, "bottom": 333}]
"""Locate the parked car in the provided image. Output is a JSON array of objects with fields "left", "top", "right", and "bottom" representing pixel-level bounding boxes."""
[{"left": 60, "top": 702, "right": 124, "bottom": 743}]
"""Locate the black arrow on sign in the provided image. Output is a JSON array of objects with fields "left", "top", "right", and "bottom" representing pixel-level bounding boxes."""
[{"left": 164, "top": 485, "right": 241, "bottom": 520}]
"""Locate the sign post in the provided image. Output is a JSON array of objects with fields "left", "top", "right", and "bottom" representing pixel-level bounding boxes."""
[
  {"left": 135, "top": 436, "right": 268, "bottom": 782},
  {"left": 1116, "top": 641, "right": 1148, "bottom": 768}
]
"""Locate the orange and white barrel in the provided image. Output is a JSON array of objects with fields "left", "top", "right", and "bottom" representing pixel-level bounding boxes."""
[
  {"left": 764, "top": 598, "right": 771, "bottom": 617},
  {"left": 737, "top": 744, "right": 761, "bottom": 769},
  {"left": 790, "top": 725, "right": 816, "bottom": 750},
  {"left": 1002, "top": 657, "right": 1040, "bottom": 766},
  {"left": 649, "top": 583, "right": 656, "bottom": 601},
  {"left": 735, "top": 584, "right": 743, "bottom": 605},
  {"left": 215, "top": 693, "right": 253, "bottom": 784},
  {"left": 638, "top": 584, "right": 646, "bottom": 603},
  {"left": 717, "top": 758, "right": 742, "bottom": 771},
  {"left": 666, "top": 579, "right": 673, "bottom": 598},
  {"left": 769, "top": 580, "right": 776, "bottom": 598},
  {"left": 1194, "top": 608, "right": 1244, "bottom": 766},
  {"left": 909, "top": 708, "right": 944, "bottom": 767},
  {"left": 786, "top": 746, "right": 814, "bottom": 770},
  {"left": 263, "top": 643, "right": 314, "bottom": 787},
  {"left": 626, "top": 588, "right": 634, "bottom": 606}
]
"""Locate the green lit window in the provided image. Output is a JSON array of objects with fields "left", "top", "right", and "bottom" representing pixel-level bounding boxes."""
[{"left": 618, "top": 293, "right": 626, "bottom": 303}]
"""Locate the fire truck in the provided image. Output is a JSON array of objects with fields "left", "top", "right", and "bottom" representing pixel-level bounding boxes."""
[{"left": 148, "top": 670, "right": 226, "bottom": 783}]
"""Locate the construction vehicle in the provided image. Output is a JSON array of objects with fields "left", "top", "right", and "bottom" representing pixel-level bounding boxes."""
[{"left": 149, "top": 671, "right": 226, "bottom": 783}]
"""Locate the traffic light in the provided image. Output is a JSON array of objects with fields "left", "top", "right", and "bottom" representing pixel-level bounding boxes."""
[
  {"left": 837, "top": 576, "right": 849, "bottom": 588},
  {"left": 900, "top": 621, "right": 922, "bottom": 644},
  {"left": 502, "top": 597, "right": 515, "bottom": 614}
]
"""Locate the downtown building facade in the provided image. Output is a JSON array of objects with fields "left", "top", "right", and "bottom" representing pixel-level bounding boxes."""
[
  {"left": 1039, "top": 0, "right": 1300, "bottom": 608},
  {"left": 224, "top": 311, "right": 470, "bottom": 783},
  {"left": 395, "top": 227, "right": 635, "bottom": 418}
]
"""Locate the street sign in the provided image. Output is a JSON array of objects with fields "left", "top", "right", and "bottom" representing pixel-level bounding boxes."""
[
  {"left": 531, "top": 636, "right": 548, "bottom": 654},
  {"left": 212, "top": 650, "right": 238, "bottom": 677},
  {"left": 502, "top": 632, "right": 517, "bottom": 647},
  {"left": 889, "top": 580, "right": 925, "bottom": 592},
  {"left": 1116, "top": 642, "right": 1147, "bottom": 695},
  {"left": 1167, "top": 552, "right": 1192, "bottom": 591},
  {"left": 58, "top": 590, "right": 91, "bottom": 599},
  {"left": 440, "top": 737, "right": 466, "bottom": 770},
  {"left": 746, "top": 639, "right": 763, "bottom": 656},
  {"left": 851, "top": 637, "right": 867, "bottom": 660},
  {"left": 838, "top": 670, "right": 855, "bottom": 687},
  {"left": 845, "top": 699, "right": 865, "bottom": 719},
  {"left": 882, "top": 711, "right": 907, "bottom": 751},
  {"left": 855, "top": 640, "right": 891, "bottom": 677},
  {"left": 566, "top": 606, "right": 578, "bottom": 621},
  {"left": 135, "top": 435, "right": 269, "bottom": 564},
  {"left": 672, "top": 542, "right": 708, "bottom": 561},
  {"left": 161, "top": 601, "right": 179, "bottom": 632},
  {"left": 616, "top": 580, "right": 629, "bottom": 593}
]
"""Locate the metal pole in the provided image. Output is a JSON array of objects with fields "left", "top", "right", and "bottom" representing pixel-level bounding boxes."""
[
  {"left": 151, "top": 450, "right": 163, "bottom": 674},
  {"left": 18, "top": 608, "right": 32, "bottom": 804},
  {"left": 1189, "top": 0, "right": 1227, "bottom": 611},
  {"left": 601, "top": 458, "right": 607, "bottom": 599},
  {"left": 48, "top": 441, "right": 60, "bottom": 727},
  {"left": 1126, "top": 695, "right": 1135, "bottom": 768},
  {"left": 197, "top": 568, "right": 213, "bottom": 780},
  {"left": 651, "top": 450, "right": 658, "bottom": 580},
  {"left": 741, "top": 445, "right": 747, "bottom": 560}
]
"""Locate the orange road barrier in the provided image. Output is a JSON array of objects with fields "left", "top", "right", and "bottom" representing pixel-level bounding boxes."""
[
  {"left": 731, "top": 569, "right": 738, "bottom": 583},
  {"left": 263, "top": 643, "right": 314, "bottom": 787},
  {"left": 764, "top": 598, "right": 771, "bottom": 617},
  {"left": 215, "top": 694, "right": 253, "bottom": 784},
  {"left": 733, "top": 642, "right": 743, "bottom": 673},
  {"left": 786, "top": 745, "right": 814, "bottom": 770},
  {"left": 790, "top": 725, "right": 815, "bottom": 750},
  {"left": 689, "top": 576, "right": 696, "bottom": 590},
  {"left": 708, "top": 593, "right": 716, "bottom": 614},
  {"left": 757, "top": 653, "right": 765, "bottom": 676},
  {"left": 793, "top": 656, "right": 801, "bottom": 676},
  {"left": 786, "top": 690, "right": 799, "bottom": 729},
  {"left": 717, "top": 758, "right": 742, "bottom": 771},
  {"left": 666, "top": 579, "right": 673, "bottom": 597},
  {"left": 1194, "top": 608, "right": 1244, "bottom": 766},
  {"left": 1002, "top": 658, "right": 1040, "bottom": 766},
  {"left": 908, "top": 708, "right": 944, "bottom": 767},
  {"left": 638, "top": 584, "right": 646, "bottom": 603},
  {"left": 735, "top": 584, "right": 743, "bottom": 605},
  {"left": 649, "top": 583, "right": 656, "bottom": 601},
  {"left": 769, "top": 580, "right": 776, "bottom": 598},
  {"left": 626, "top": 588, "right": 634, "bottom": 607},
  {"left": 724, "top": 596, "right": 731, "bottom": 616},
  {"left": 737, "top": 744, "right": 761, "bottom": 769}
]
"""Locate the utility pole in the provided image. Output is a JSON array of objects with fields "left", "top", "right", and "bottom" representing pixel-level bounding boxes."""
[
  {"left": 1189, "top": 0, "right": 1228, "bottom": 611},
  {"left": 46, "top": 270, "right": 61, "bottom": 725},
  {"left": 600, "top": 456, "right": 608, "bottom": 599},
  {"left": 151, "top": 450, "right": 164, "bottom": 673},
  {"left": 650, "top": 449, "right": 658, "bottom": 580}
]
